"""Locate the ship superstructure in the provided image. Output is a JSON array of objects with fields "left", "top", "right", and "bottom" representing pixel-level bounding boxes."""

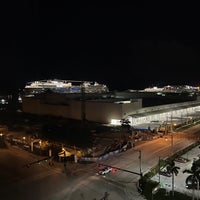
[{"left": 23, "top": 79, "right": 109, "bottom": 95}]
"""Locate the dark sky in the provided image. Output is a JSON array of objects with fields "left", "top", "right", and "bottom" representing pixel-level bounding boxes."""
[{"left": 1, "top": 1, "right": 200, "bottom": 92}]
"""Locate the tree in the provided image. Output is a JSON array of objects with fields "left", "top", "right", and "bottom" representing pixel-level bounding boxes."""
[
  {"left": 166, "top": 160, "right": 180, "bottom": 197},
  {"left": 183, "top": 163, "right": 200, "bottom": 200}
]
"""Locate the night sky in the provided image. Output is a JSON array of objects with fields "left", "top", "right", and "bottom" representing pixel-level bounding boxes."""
[{"left": 1, "top": 1, "right": 200, "bottom": 93}]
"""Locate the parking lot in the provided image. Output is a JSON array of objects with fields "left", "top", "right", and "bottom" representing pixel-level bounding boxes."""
[{"left": 151, "top": 145, "right": 200, "bottom": 198}]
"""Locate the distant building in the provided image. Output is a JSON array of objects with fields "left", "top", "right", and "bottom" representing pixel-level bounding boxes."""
[
  {"left": 21, "top": 81, "right": 200, "bottom": 126},
  {"left": 22, "top": 93, "right": 142, "bottom": 124}
]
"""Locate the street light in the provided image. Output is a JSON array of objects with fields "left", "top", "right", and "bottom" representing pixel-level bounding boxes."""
[
  {"left": 171, "top": 134, "right": 174, "bottom": 154},
  {"left": 165, "top": 134, "right": 174, "bottom": 155},
  {"left": 134, "top": 149, "right": 143, "bottom": 193},
  {"left": 39, "top": 140, "right": 42, "bottom": 155},
  {"left": 138, "top": 150, "right": 142, "bottom": 176},
  {"left": 158, "top": 156, "right": 161, "bottom": 183},
  {"left": 134, "top": 149, "right": 142, "bottom": 177},
  {"left": 39, "top": 140, "right": 42, "bottom": 148}
]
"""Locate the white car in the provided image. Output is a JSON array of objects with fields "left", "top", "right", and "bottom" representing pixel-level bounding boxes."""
[{"left": 98, "top": 167, "right": 112, "bottom": 175}]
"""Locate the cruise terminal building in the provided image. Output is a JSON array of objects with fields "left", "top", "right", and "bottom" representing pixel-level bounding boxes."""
[{"left": 22, "top": 92, "right": 200, "bottom": 127}]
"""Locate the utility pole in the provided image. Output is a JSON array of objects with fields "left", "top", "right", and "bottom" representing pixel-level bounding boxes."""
[
  {"left": 158, "top": 156, "right": 161, "bottom": 183},
  {"left": 81, "top": 84, "right": 86, "bottom": 134},
  {"left": 171, "top": 134, "right": 174, "bottom": 154},
  {"left": 81, "top": 84, "right": 86, "bottom": 123},
  {"left": 134, "top": 149, "right": 142, "bottom": 177},
  {"left": 138, "top": 150, "right": 142, "bottom": 177},
  {"left": 165, "top": 115, "right": 168, "bottom": 135},
  {"left": 170, "top": 114, "right": 173, "bottom": 132}
]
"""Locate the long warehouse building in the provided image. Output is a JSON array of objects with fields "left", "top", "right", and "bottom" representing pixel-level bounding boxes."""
[{"left": 22, "top": 92, "right": 200, "bottom": 126}]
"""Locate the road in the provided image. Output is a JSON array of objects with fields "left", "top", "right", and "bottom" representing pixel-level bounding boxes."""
[{"left": 0, "top": 125, "right": 199, "bottom": 200}]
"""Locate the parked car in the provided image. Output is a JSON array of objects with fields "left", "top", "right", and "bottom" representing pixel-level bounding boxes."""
[{"left": 186, "top": 183, "right": 200, "bottom": 189}]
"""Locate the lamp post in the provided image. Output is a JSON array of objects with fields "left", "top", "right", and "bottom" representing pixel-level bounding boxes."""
[
  {"left": 39, "top": 140, "right": 42, "bottom": 155},
  {"left": 134, "top": 149, "right": 142, "bottom": 177},
  {"left": 134, "top": 149, "right": 143, "bottom": 193},
  {"left": 164, "top": 134, "right": 174, "bottom": 155},
  {"left": 39, "top": 140, "right": 41, "bottom": 147},
  {"left": 158, "top": 156, "right": 161, "bottom": 183},
  {"left": 139, "top": 150, "right": 142, "bottom": 176},
  {"left": 171, "top": 134, "right": 174, "bottom": 155},
  {"left": 165, "top": 116, "right": 168, "bottom": 135}
]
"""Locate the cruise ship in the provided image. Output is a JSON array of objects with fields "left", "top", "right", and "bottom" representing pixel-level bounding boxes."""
[{"left": 23, "top": 79, "right": 109, "bottom": 95}]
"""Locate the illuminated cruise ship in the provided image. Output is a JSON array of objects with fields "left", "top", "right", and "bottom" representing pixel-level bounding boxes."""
[{"left": 23, "top": 79, "right": 109, "bottom": 95}]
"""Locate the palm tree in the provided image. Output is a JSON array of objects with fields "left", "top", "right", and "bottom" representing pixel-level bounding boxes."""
[
  {"left": 183, "top": 163, "right": 200, "bottom": 200},
  {"left": 166, "top": 160, "right": 180, "bottom": 197}
]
